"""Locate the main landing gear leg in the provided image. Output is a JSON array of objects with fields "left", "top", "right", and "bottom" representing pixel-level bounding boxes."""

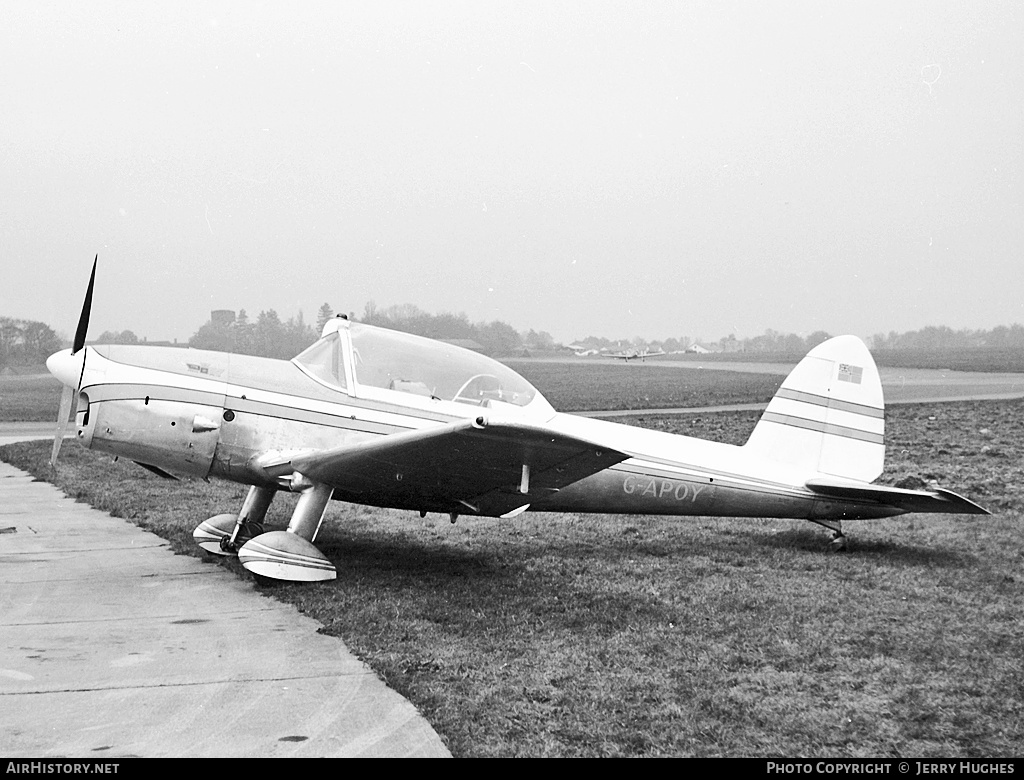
[
  {"left": 810, "top": 519, "right": 848, "bottom": 552},
  {"left": 223, "top": 485, "right": 276, "bottom": 553},
  {"left": 193, "top": 485, "right": 276, "bottom": 556},
  {"left": 237, "top": 479, "right": 337, "bottom": 582}
]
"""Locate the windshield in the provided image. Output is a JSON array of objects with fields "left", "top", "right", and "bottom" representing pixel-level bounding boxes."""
[
  {"left": 292, "top": 331, "right": 347, "bottom": 391},
  {"left": 349, "top": 323, "right": 543, "bottom": 408}
]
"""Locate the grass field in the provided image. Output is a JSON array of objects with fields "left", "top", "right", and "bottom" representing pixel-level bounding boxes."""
[
  {"left": 0, "top": 372, "right": 63, "bottom": 422},
  {"left": 504, "top": 360, "right": 781, "bottom": 411},
  {"left": 641, "top": 347, "right": 1024, "bottom": 373},
  {"left": 2, "top": 398, "right": 1021, "bottom": 757}
]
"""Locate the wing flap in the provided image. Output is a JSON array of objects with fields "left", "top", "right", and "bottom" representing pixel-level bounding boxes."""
[
  {"left": 806, "top": 477, "right": 990, "bottom": 515},
  {"left": 290, "top": 417, "right": 627, "bottom": 517}
]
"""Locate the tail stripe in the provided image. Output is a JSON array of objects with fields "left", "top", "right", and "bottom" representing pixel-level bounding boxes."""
[
  {"left": 774, "top": 388, "right": 884, "bottom": 419},
  {"left": 758, "top": 412, "right": 885, "bottom": 444},
  {"left": 744, "top": 335, "right": 885, "bottom": 481}
]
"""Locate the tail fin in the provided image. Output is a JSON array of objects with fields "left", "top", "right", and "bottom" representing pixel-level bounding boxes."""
[{"left": 744, "top": 335, "right": 884, "bottom": 482}]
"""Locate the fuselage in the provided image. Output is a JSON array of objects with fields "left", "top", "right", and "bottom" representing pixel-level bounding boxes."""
[{"left": 47, "top": 324, "right": 904, "bottom": 523}]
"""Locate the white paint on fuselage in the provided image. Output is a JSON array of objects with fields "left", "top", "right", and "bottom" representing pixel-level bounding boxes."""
[{"left": 546, "top": 412, "right": 814, "bottom": 492}]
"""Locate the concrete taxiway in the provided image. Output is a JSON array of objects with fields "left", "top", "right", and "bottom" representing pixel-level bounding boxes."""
[{"left": 0, "top": 428, "right": 451, "bottom": 758}]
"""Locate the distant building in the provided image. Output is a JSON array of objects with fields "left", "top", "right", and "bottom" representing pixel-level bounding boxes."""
[
  {"left": 137, "top": 338, "right": 185, "bottom": 348},
  {"left": 686, "top": 343, "right": 716, "bottom": 354}
]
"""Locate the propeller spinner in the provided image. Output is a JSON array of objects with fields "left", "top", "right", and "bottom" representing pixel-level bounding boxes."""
[{"left": 49, "top": 255, "right": 96, "bottom": 467}]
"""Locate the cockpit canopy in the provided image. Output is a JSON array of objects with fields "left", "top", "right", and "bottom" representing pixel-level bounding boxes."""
[{"left": 293, "top": 321, "right": 551, "bottom": 414}]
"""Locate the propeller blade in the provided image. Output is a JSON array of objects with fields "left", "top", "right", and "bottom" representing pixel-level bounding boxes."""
[
  {"left": 72, "top": 255, "right": 97, "bottom": 355},
  {"left": 50, "top": 385, "right": 78, "bottom": 467},
  {"left": 52, "top": 255, "right": 96, "bottom": 467}
]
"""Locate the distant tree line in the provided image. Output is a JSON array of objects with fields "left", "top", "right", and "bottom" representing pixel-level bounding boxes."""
[
  {"left": 0, "top": 317, "right": 63, "bottom": 369},
  {"left": 576, "top": 325, "right": 1024, "bottom": 356},
  {"left": 359, "top": 301, "right": 556, "bottom": 356},
  {"left": 188, "top": 309, "right": 320, "bottom": 360},
  {"left": 716, "top": 329, "right": 834, "bottom": 354},
  {"left": 95, "top": 329, "right": 140, "bottom": 344},
  {"left": 572, "top": 329, "right": 834, "bottom": 355},
  {"left": 6, "top": 306, "right": 1021, "bottom": 368},
  {"left": 185, "top": 302, "right": 558, "bottom": 359},
  {"left": 870, "top": 324, "right": 1024, "bottom": 351}
]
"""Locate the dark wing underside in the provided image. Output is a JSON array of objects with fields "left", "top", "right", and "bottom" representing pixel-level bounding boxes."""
[{"left": 290, "top": 418, "right": 628, "bottom": 517}]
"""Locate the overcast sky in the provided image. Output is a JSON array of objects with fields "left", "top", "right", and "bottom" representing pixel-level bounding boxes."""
[{"left": 2, "top": 1, "right": 1021, "bottom": 345}]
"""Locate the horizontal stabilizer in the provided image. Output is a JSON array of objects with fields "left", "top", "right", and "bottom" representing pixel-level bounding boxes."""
[{"left": 806, "top": 477, "right": 990, "bottom": 515}]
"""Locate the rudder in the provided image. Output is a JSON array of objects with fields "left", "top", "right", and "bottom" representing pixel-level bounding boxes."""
[{"left": 744, "top": 335, "right": 884, "bottom": 482}]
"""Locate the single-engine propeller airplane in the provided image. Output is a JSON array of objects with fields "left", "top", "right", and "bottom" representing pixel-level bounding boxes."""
[
  {"left": 608, "top": 347, "right": 667, "bottom": 362},
  {"left": 47, "top": 259, "right": 989, "bottom": 582}
]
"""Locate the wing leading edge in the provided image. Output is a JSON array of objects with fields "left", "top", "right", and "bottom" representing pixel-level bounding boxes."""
[{"left": 289, "top": 417, "right": 628, "bottom": 517}]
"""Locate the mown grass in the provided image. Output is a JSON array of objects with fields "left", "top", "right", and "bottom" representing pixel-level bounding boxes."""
[
  {"left": 642, "top": 347, "right": 1024, "bottom": 373},
  {"left": 504, "top": 361, "right": 781, "bottom": 411},
  {"left": 0, "top": 372, "right": 63, "bottom": 422},
  {"left": 3, "top": 399, "right": 1022, "bottom": 757},
  {"left": 870, "top": 348, "right": 1024, "bottom": 373}
]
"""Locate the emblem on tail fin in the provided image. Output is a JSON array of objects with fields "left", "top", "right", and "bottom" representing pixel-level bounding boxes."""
[{"left": 838, "top": 363, "right": 863, "bottom": 384}]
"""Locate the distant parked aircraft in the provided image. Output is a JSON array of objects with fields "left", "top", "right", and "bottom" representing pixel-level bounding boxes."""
[{"left": 608, "top": 348, "right": 667, "bottom": 362}]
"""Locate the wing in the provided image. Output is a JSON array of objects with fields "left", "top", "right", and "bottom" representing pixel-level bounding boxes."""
[
  {"left": 806, "top": 477, "right": 990, "bottom": 515},
  {"left": 288, "top": 417, "right": 628, "bottom": 517}
]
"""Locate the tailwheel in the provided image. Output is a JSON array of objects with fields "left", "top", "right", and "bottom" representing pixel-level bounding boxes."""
[{"left": 809, "top": 519, "right": 847, "bottom": 553}]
